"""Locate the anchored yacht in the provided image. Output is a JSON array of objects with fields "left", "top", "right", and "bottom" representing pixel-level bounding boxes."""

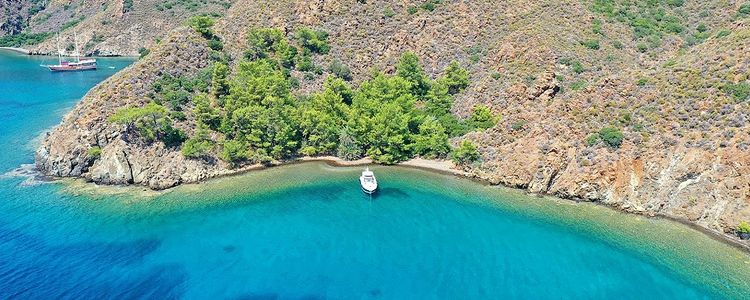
[
  {"left": 44, "top": 32, "right": 96, "bottom": 72},
  {"left": 360, "top": 167, "right": 378, "bottom": 194}
]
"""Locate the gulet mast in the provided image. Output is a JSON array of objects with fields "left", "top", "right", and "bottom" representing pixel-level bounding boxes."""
[
  {"left": 56, "top": 32, "right": 62, "bottom": 65},
  {"left": 74, "top": 31, "right": 80, "bottom": 63}
]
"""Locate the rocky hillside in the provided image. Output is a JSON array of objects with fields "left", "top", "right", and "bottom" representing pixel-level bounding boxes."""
[
  {"left": 0, "top": 0, "right": 33, "bottom": 36},
  {"left": 2, "top": 0, "right": 234, "bottom": 56},
  {"left": 37, "top": 0, "right": 750, "bottom": 240}
]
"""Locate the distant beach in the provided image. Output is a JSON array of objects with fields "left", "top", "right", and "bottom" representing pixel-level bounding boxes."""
[{"left": 0, "top": 47, "right": 31, "bottom": 55}]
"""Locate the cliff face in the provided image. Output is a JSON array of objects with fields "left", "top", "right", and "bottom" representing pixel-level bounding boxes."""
[{"left": 37, "top": 0, "right": 750, "bottom": 237}]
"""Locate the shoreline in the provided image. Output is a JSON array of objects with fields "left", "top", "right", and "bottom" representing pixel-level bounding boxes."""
[
  {"left": 0, "top": 47, "right": 31, "bottom": 55},
  {"left": 44, "top": 155, "right": 750, "bottom": 254},
  {"left": 210, "top": 157, "right": 750, "bottom": 254}
]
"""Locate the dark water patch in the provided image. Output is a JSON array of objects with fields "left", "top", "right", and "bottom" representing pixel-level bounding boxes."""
[
  {"left": 297, "top": 295, "right": 326, "bottom": 300},
  {"left": 0, "top": 222, "right": 170, "bottom": 298},
  {"left": 234, "top": 293, "right": 279, "bottom": 300},
  {"left": 0, "top": 100, "right": 34, "bottom": 109},
  {"left": 376, "top": 187, "right": 410, "bottom": 198},
  {"left": 223, "top": 245, "right": 236, "bottom": 253},
  {"left": 86, "top": 265, "right": 186, "bottom": 300},
  {"left": 9, "top": 264, "right": 187, "bottom": 300}
]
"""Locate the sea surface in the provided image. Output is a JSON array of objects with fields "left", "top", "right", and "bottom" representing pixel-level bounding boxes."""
[{"left": 1, "top": 51, "right": 750, "bottom": 299}]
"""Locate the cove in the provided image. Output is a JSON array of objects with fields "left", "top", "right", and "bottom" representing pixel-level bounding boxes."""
[{"left": 1, "top": 51, "right": 749, "bottom": 299}]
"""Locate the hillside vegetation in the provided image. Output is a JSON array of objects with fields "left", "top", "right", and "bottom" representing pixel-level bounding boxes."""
[{"left": 34, "top": 0, "right": 750, "bottom": 241}]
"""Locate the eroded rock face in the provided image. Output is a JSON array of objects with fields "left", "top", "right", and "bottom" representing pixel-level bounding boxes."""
[{"left": 466, "top": 130, "right": 750, "bottom": 234}]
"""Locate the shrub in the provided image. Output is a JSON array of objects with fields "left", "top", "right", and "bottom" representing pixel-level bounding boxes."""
[
  {"left": 407, "top": 6, "right": 418, "bottom": 14},
  {"left": 586, "top": 133, "right": 600, "bottom": 147},
  {"left": 440, "top": 61, "right": 470, "bottom": 94},
  {"left": 570, "top": 80, "right": 587, "bottom": 90},
  {"left": 739, "top": 3, "right": 750, "bottom": 16},
  {"left": 138, "top": 47, "right": 150, "bottom": 59},
  {"left": 329, "top": 59, "right": 353, "bottom": 81},
  {"left": 420, "top": 2, "right": 436, "bottom": 11},
  {"left": 716, "top": 30, "right": 731, "bottom": 38},
  {"left": 599, "top": 127, "right": 624, "bottom": 148},
  {"left": 637, "top": 43, "right": 648, "bottom": 53},
  {"left": 592, "top": 19, "right": 603, "bottom": 35},
  {"left": 666, "top": 0, "right": 684, "bottom": 7},
  {"left": 581, "top": 39, "right": 600, "bottom": 50},
  {"left": 123, "top": 0, "right": 133, "bottom": 13},
  {"left": 636, "top": 78, "right": 648, "bottom": 86},
  {"left": 208, "top": 37, "right": 223, "bottom": 51},
  {"left": 723, "top": 82, "right": 750, "bottom": 102},
  {"left": 663, "top": 21, "right": 683, "bottom": 34},
  {"left": 571, "top": 61, "right": 584, "bottom": 74},
  {"left": 187, "top": 16, "right": 215, "bottom": 38},
  {"left": 559, "top": 58, "right": 584, "bottom": 74},
  {"left": 451, "top": 140, "right": 480, "bottom": 166},
  {"left": 161, "top": 125, "right": 187, "bottom": 148},
  {"left": 468, "top": 104, "right": 497, "bottom": 130},
  {"left": 295, "top": 27, "right": 329, "bottom": 54},
  {"left": 511, "top": 120, "right": 527, "bottom": 131},
  {"left": 738, "top": 221, "right": 750, "bottom": 234},
  {"left": 384, "top": 7, "right": 396, "bottom": 17},
  {"left": 87, "top": 146, "right": 102, "bottom": 159}
]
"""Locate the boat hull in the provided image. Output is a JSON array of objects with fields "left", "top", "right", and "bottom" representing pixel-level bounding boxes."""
[
  {"left": 48, "top": 65, "right": 97, "bottom": 72},
  {"left": 361, "top": 186, "right": 377, "bottom": 194}
]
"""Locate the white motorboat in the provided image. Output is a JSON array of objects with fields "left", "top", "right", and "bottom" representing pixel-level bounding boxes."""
[{"left": 359, "top": 167, "right": 378, "bottom": 194}]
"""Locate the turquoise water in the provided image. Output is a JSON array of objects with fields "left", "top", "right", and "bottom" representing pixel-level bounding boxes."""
[{"left": 1, "top": 51, "right": 750, "bottom": 299}]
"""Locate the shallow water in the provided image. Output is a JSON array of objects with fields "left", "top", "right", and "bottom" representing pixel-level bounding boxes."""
[{"left": 1, "top": 51, "right": 749, "bottom": 299}]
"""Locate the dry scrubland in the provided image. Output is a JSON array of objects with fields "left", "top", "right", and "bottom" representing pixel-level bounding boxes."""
[{"left": 19, "top": 0, "right": 750, "bottom": 241}]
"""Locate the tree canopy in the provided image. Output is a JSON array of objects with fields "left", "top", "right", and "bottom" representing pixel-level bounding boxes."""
[{"left": 108, "top": 27, "right": 490, "bottom": 168}]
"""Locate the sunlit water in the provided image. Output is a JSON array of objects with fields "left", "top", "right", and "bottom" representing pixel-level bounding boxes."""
[{"left": 1, "top": 51, "right": 749, "bottom": 299}]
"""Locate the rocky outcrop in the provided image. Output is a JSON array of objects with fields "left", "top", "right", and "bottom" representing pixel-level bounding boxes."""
[
  {"left": 469, "top": 133, "right": 750, "bottom": 234},
  {"left": 36, "top": 27, "right": 221, "bottom": 189}
]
